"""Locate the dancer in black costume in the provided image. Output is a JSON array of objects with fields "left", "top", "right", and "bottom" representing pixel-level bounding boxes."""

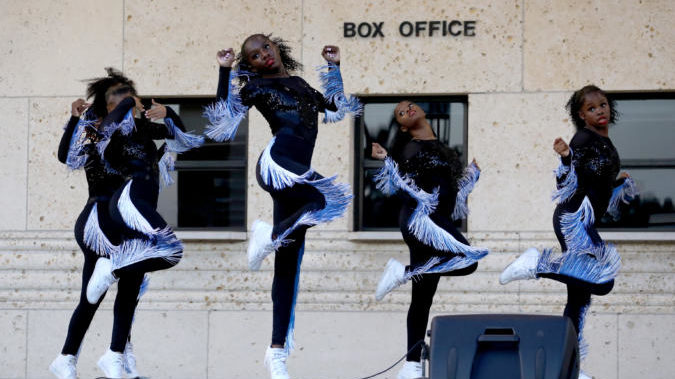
[
  {"left": 85, "top": 81, "right": 203, "bottom": 377},
  {"left": 370, "top": 100, "right": 488, "bottom": 379},
  {"left": 50, "top": 69, "right": 148, "bottom": 379},
  {"left": 499, "top": 85, "right": 637, "bottom": 379},
  {"left": 204, "top": 34, "right": 360, "bottom": 379}
]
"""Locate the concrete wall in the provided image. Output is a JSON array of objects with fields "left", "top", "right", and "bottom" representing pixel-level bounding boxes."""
[{"left": 1, "top": 1, "right": 673, "bottom": 378}]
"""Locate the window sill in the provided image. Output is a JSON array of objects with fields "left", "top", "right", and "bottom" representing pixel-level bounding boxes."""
[
  {"left": 348, "top": 231, "right": 402, "bottom": 241},
  {"left": 600, "top": 231, "right": 675, "bottom": 241},
  {"left": 347, "top": 231, "right": 675, "bottom": 242},
  {"left": 175, "top": 230, "right": 247, "bottom": 241}
]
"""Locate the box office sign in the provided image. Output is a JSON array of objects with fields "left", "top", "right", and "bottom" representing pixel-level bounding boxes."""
[{"left": 343, "top": 20, "right": 477, "bottom": 38}]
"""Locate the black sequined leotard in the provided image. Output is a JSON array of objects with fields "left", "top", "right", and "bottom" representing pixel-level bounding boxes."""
[
  {"left": 217, "top": 67, "right": 338, "bottom": 171},
  {"left": 397, "top": 139, "right": 464, "bottom": 217},
  {"left": 58, "top": 115, "right": 125, "bottom": 199},
  {"left": 556, "top": 127, "right": 623, "bottom": 217},
  {"left": 101, "top": 97, "right": 186, "bottom": 183}
]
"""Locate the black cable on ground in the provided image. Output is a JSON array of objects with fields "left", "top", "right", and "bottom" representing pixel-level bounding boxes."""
[{"left": 351, "top": 339, "right": 426, "bottom": 379}]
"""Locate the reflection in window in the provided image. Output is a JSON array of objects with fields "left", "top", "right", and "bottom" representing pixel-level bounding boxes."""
[
  {"left": 598, "top": 95, "right": 675, "bottom": 230},
  {"left": 155, "top": 98, "right": 247, "bottom": 231},
  {"left": 354, "top": 97, "right": 467, "bottom": 231}
]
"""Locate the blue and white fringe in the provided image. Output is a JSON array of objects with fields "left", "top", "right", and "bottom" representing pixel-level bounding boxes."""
[
  {"left": 317, "top": 63, "right": 363, "bottom": 123},
  {"left": 373, "top": 157, "right": 404, "bottom": 196},
  {"left": 535, "top": 245, "right": 621, "bottom": 284},
  {"left": 110, "top": 227, "right": 183, "bottom": 271},
  {"left": 117, "top": 180, "right": 155, "bottom": 235},
  {"left": 96, "top": 108, "right": 136, "bottom": 157},
  {"left": 158, "top": 118, "right": 204, "bottom": 189},
  {"left": 404, "top": 254, "right": 479, "bottom": 282},
  {"left": 452, "top": 161, "right": 481, "bottom": 220},
  {"left": 577, "top": 301, "right": 591, "bottom": 361},
  {"left": 65, "top": 117, "right": 96, "bottom": 170},
  {"left": 83, "top": 203, "right": 118, "bottom": 257},
  {"left": 284, "top": 242, "right": 305, "bottom": 354},
  {"left": 560, "top": 197, "right": 596, "bottom": 253},
  {"left": 129, "top": 274, "right": 151, "bottom": 333},
  {"left": 552, "top": 151, "right": 578, "bottom": 204},
  {"left": 158, "top": 151, "right": 176, "bottom": 189},
  {"left": 413, "top": 255, "right": 480, "bottom": 279},
  {"left": 138, "top": 274, "right": 151, "bottom": 300},
  {"left": 405, "top": 257, "right": 442, "bottom": 281},
  {"left": 374, "top": 157, "right": 438, "bottom": 208},
  {"left": 164, "top": 118, "right": 205, "bottom": 153},
  {"left": 259, "top": 137, "right": 315, "bottom": 190},
  {"left": 606, "top": 177, "right": 638, "bottom": 220},
  {"left": 115, "top": 108, "right": 137, "bottom": 136},
  {"left": 408, "top": 205, "right": 489, "bottom": 259},
  {"left": 272, "top": 174, "right": 352, "bottom": 247},
  {"left": 374, "top": 157, "right": 489, "bottom": 259},
  {"left": 204, "top": 70, "right": 249, "bottom": 142},
  {"left": 257, "top": 138, "right": 352, "bottom": 247}
]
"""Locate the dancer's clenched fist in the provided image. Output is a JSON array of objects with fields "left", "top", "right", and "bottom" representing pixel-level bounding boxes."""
[
  {"left": 553, "top": 137, "right": 570, "bottom": 157},
  {"left": 217, "top": 48, "right": 235, "bottom": 67},
  {"left": 322, "top": 45, "right": 340, "bottom": 64}
]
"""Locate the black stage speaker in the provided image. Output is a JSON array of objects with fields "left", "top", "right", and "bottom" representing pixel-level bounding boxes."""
[{"left": 428, "top": 314, "right": 579, "bottom": 379}]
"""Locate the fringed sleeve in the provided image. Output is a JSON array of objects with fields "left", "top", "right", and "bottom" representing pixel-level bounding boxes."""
[
  {"left": 64, "top": 116, "right": 97, "bottom": 170},
  {"left": 96, "top": 98, "right": 137, "bottom": 157},
  {"left": 58, "top": 116, "right": 80, "bottom": 164},
  {"left": 316, "top": 63, "right": 363, "bottom": 123},
  {"left": 157, "top": 145, "right": 176, "bottom": 189},
  {"left": 451, "top": 161, "right": 481, "bottom": 220},
  {"left": 157, "top": 111, "right": 205, "bottom": 190},
  {"left": 163, "top": 107, "right": 204, "bottom": 153},
  {"left": 606, "top": 177, "right": 638, "bottom": 220},
  {"left": 552, "top": 149, "right": 578, "bottom": 204},
  {"left": 373, "top": 157, "right": 403, "bottom": 196},
  {"left": 204, "top": 68, "right": 249, "bottom": 142}
]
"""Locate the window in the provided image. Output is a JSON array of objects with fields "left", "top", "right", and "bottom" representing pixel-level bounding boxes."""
[
  {"left": 156, "top": 98, "right": 247, "bottom": 231},
  {"left": 353, "top": 96, "right": 468, "bottom": 231},
  {"left": 597, "top": 93, "right": 675, "bottom": 230}
]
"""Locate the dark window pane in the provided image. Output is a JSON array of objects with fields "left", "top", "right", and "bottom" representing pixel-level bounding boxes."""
[
  {"left": 363, "top": 166, "right": 402, "bottom": 229},
  {"left": 177, "top": 169, "right": 246, "bottom": 229},
  {"left": 610, "top": 99, "right": 675, "bottom": 161},
  {"left": 599, "top": 95, "right": 675, "bottom": 230},
  {"left": 598, "top": 168, "right": 675, "bottom": 229},
  {"left": 156, "top": 97, "right": 247, "bottom": 230}
]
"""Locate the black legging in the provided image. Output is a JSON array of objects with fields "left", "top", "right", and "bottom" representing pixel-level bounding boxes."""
[
  {"left": 400, "top": 208, "right": 479, "bottom": 362},
  {"left": 105, "top": 175, "right": 182, "bottom": 352},
  {"left": 61, "top": 200, "right": 143, "bottom": 355},
  {"left": 538, "top": 205, "right": 614, "bottom": 336},
  {"left": 256, "top": 143, "right": 326, "bottom": 347}
]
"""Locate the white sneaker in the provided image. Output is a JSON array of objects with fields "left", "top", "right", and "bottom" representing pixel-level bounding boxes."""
[
  {"left": 49, "top": 354, "right": 77, "bottom": 379},
  {"left": 397, "top": 360, "right": 424, "bottom": 379},
  {"left": 124, "top": 341, "right": 140, "bottom": 378},
  {"left": 97, "top": 349, "right": 125, "bottom": 378},
  {"left": 86, "top": 258, "right": 118, "bottom": 304},
  {"left": 248, "top": 220, "right": 274, "bottom": 271},
  {"left": 499, "top": 248, "right": 540, "bottom": 285},
  {"left": 375, "top": 258, "right": 407, "bottom": 301},
  {"left": 264, "top": 346, "right": 290, "bottom": 379}
]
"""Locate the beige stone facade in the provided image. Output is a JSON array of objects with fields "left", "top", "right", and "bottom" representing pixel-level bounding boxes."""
[{"left": 1, "top": 1, "right": 673, "bottom": 378}]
